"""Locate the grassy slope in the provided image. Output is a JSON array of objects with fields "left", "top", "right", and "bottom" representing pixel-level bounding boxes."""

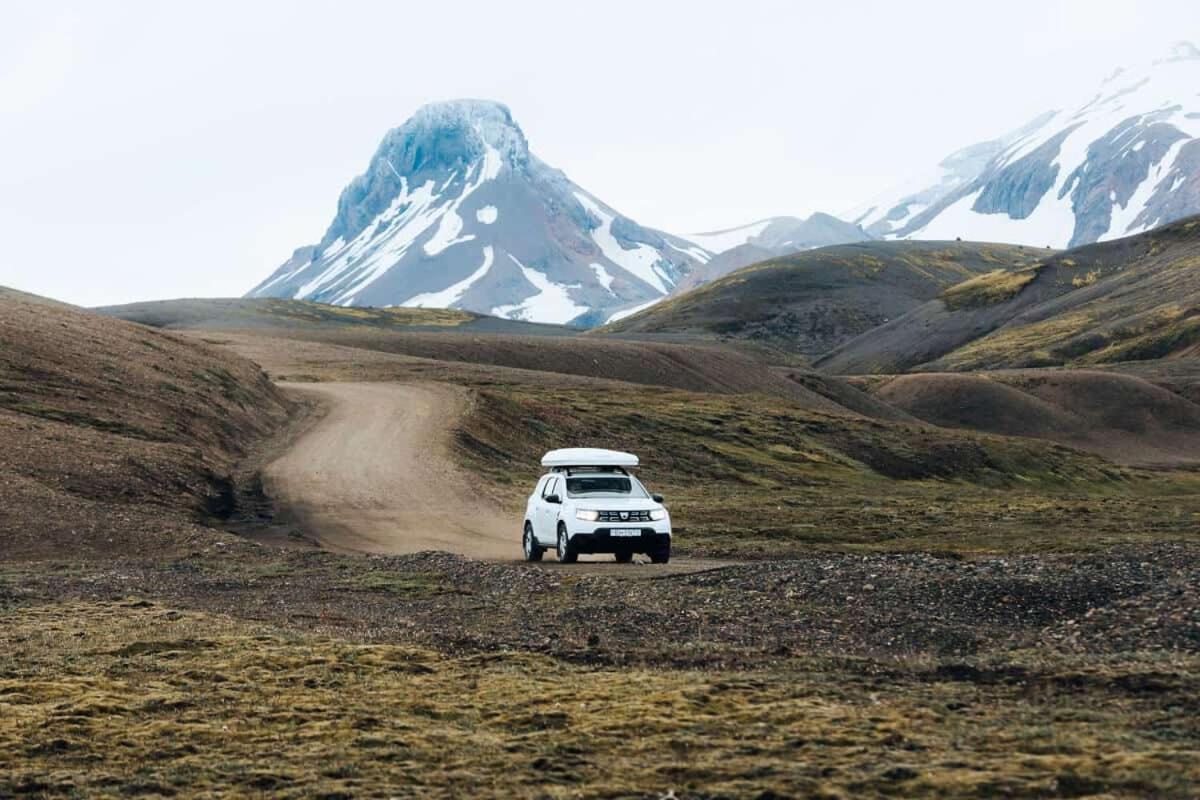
[
  {"left": 0, "top": 286, "right": 75, "bottom": 307},
  {"left": 96, "top": 297, "right": 575, "bottom": 336},
  {"left": 820, "top": 216, "right": 1200, "bottom": 374},
  {"left": 866, "top": 370, "right": 1200, "bottom": 468},
  {"left": 599, "top": 241, "right": 1043, "bottom": 357},
  {"left": 0, "top": 290, "right": 291, "bottom": 559},
  {"left": 276, "top": 330, "right": 876, "bottom": 411},
  {"left": 5, "top": 295, "right": 1199, "bottom": 798},
  {"left": 179, "top": 329, "right": 1200, "bottom": 557},
  {"left": 456, "top": 382, "right": 1200, "bottom": 557},
  {"left": 4, "top": 600, "right": 1196, "bottom": 798},
  {"left": 100, "top": 296, "right": 915, "bottom": 417},
  {"left": 183, "top": 325, "right": 904, "bottom": 417}
]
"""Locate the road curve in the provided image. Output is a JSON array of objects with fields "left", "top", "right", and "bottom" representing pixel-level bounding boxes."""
[
  {"left": 265, "top": 382, "right": 515, "bottom": 559},
  {"left": 264, "top": 380, "right": 737, "bottom": 573}
]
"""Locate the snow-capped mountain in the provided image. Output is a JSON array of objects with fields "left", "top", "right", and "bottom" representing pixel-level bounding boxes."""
[
  {"left": 683, "top": 214, "right": 870, "bottom": 255},
  {"left": 248, "top": 100, "right": 708, "bottom": 326},
  {"left": 853, "top": 42, "right": 1200, "bottom": 248},
  {"left": 674, "top": 214, "right": 872, "bottom": 291}
]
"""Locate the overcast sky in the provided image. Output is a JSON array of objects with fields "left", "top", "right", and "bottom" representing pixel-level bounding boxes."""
[{"left": 1, "top": 0, "right": 1197, "bottom": 305}]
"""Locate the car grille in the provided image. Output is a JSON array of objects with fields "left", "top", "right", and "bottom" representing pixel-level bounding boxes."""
[{"left": 598, "top": 510, "right": 651, "bottom": 523}]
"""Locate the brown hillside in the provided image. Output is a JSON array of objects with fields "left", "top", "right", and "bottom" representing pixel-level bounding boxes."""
[
  {"left": 820, "top": 216, "right": 1200, "bottom": 374},
  {"left": 873, "top": 370, "right": 1200, "bottom": 467},
  {"left": 100, "top": 298, "right": 905, "bottom": 417},
  {"left": 0, "top": 290, "right": 291, "bottom": 559},
  {"left": 246, "top": 328, "right": 878, "bottom": 415},
  {"left": 96, "top": 297, "right": 573, "bottom": 336},
  {"left": 599, "top": 241, "right": 1042, "bottom": 357}
]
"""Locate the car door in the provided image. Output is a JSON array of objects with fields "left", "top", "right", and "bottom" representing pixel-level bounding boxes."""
[
  {"left": 536, "top": 476, "right": 560, "bottom": 544},
  {"left": 528, "top": 476, "right": 548, "bottom": 538}
]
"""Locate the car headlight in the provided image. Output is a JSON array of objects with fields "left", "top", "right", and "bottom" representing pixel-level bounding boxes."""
[
  {"left": 575, "top": 509, "right": 599, "bottom": 521},
  {"left": 650, "top": 509, "right": 667, "bottom": 521}
]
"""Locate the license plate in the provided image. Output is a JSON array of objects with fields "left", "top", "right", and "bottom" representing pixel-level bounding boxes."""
[{"left": 610, "top": 528, "right": 642, "bottom": 537}]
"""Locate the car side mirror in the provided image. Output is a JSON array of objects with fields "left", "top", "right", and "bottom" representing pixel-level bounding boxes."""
[
  {"left": 652, "top": 494, "right": 664, "bottom": 504},
  {"left": 545, "top": 494, "right": 561, "bottom": 504}
]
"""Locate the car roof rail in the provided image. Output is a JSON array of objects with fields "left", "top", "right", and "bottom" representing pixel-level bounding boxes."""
[{"left": 551, "top": 466, "right": 630, "bottom": 475}]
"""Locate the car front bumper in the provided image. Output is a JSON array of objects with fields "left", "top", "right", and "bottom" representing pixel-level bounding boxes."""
[{"left": 565, "top": 526, "right": 671, "bottom": 554}]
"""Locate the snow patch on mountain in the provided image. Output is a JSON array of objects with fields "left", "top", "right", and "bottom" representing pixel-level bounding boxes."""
[
  {"left": 574, "top": 191, "right": 671, "bottom": 294},
  {"left": 605, "top": 297, "right": 663, "bottom": 324},
  {"left": 491, "top": 254, "right": 588, "bottom": 324},
  {"left": 402, "top": 246, "right": 495, "bottom": 309},
  {"left": 915, "top": 187, "right": 1074, "bottom": 248},
  {"left": 590, "top": 263, "right": 616, "bottom": 294},
  {"left": 1100, "top": 137, "right": 1189, "bottom": 241}
]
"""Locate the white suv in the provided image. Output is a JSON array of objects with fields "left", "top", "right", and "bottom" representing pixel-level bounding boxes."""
[{"left": 522, "top": 448, "right": 672, "bottom": 564}]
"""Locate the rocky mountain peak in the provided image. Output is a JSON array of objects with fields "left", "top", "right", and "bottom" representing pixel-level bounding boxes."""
[
  {"left": 385, "top": 99, "right": 531, "bottom": 173},
  {"left": 855, "top": 48, "right": 1200, "bottom": 248},
  {"left": 248, "top": 100, "right": 707, "bottom": 325}
]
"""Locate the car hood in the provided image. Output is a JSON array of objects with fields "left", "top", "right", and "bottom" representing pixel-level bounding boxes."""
[{"left": 569, "top": 497, "right": 662, "bottom": 510}]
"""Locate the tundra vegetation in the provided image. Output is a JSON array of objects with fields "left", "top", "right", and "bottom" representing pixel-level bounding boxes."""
[{"left": 5, "top": 270, "right": 1200, "bottom": 796}]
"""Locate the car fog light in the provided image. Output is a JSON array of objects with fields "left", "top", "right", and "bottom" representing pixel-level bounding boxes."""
[{"left": 576, "top": 509, "right": 599, "bottom": 521}]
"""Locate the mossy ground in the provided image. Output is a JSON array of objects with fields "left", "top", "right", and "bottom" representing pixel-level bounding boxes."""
[
  {"left": 258, "top": 299, "right": 477, "bottom": 328},
  {"left": 3, "top": 601, "right": 1197, "bottom": 799},
  {"left": 457, "top": 384, "right": 1200, "bottom": 558},
  {"left": 940, "top": 267, "right": 1041, "bottom": 310}
]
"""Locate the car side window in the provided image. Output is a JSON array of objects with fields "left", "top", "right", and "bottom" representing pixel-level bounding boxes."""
[{"left": 542, "top": 477, "right": 557, "bottom": 499}]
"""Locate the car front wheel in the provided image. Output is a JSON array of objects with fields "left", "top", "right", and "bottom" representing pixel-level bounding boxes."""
[
  {"left": 523, "top": 523, "right": 544, "bottom": 562},
  {"left": 649, "top": 541, "right": 671, "bottom": 564},
  {"left": 557, "top": 525, "right": 578, "bottom": 564}
]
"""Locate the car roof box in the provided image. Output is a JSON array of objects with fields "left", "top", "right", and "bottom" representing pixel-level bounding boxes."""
[{"left": 541, "top": 448, "right": 639, "bottom": 469}]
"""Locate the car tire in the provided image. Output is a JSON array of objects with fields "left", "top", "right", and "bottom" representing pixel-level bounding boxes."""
[
  {"left": 523, "top": 523, "right": 544, "bottom": 562},
  {"left": 649, "top": 542, "right": 671, "bottom": 564},
  {"left": 614, "top": 550, "right": 634, "bottom": 564},
  {"left": 557, "top": 524, "right": 578, "bottom": 564}
]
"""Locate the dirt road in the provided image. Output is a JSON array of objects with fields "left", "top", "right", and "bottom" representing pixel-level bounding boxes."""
[
  {"left": 263, "top": 380, "right": 733, "bottom": 573},
  {"left": 265, "top": 382, "right": 515, "bottom": 559}
]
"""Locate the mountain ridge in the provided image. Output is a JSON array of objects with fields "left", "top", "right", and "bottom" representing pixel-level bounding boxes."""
[
  {"left": 598, "top": 240, "right": 1042, "bottom": 357},
  {"left": 248, "top": 100, "right": 708, "bottom": 326},
  {"left": 854, "top": 43, "right": 1200, "bottom": 249},
  {"left": 817, "top": 214, "right": 1200, "bottom": 374}
]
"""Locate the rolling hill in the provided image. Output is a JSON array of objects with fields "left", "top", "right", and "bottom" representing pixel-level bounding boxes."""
[
  {"left": 865, "top": 370, "right": 1200, "bottom": 467},
  {"left": 818, "top": 215, "right": 1200, "bottom": 374},
  {"left": 674, "top": 214, "right": 872, "bottom": 291},
  {"left": 99, "top": 298, "right": 903, "bottom": 419},
  {"left": 96, "top": 297, "right": 576, "bottom": 336},
  {"left": 0, "top": 288, "right": 291, "bottom": 559},
  {"left": 599, "top": 241, "right": 1043, "bottom": 357}
]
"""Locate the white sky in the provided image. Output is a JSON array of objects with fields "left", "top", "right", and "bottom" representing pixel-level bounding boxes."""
[{"left": 1, "top": 0, "right": 1197, "bottom": 306}]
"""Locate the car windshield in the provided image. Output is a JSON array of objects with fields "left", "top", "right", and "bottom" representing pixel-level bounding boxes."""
[{"left": 565, "top": 476, "right": 647, "bottom": 498}]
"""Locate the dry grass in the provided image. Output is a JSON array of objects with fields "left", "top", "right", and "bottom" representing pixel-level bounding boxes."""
[
  {"left": 940, "top": 267, "right": 1041, "bottom": 310},
  {"left": 3, "top": 601, "right": 1197, "bottom": 798},
  {"left": 455, "top": 383, "right": 1200, "bottom": 558},
  {"left": 261, "top": 300, "right": 476, "bottom": 327},
  {"left": 599, "top": 242, "right": 1042, "bottom": 357},
  {"left": 0, "top": 293, "right": 292, "bottom": 560}
]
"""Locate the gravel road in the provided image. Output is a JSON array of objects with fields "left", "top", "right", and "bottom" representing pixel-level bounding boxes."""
[
  {"left": 265, "top": 382, "right": 515, "bottom": 558},
  {"left": 263, "top": 381, "right": 733, "bottom": 573}
]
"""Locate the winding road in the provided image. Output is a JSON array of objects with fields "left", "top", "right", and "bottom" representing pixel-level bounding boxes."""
[
  {"left": 264, "top": 382, "right": 515, "bottom": 559},
  {"left": 262, "top": 380, "right": 733, "bottom": 572}
]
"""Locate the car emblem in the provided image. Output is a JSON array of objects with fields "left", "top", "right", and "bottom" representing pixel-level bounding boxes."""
[{"left": 620, "top": 511, "right": 629, "bottom": 521}]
